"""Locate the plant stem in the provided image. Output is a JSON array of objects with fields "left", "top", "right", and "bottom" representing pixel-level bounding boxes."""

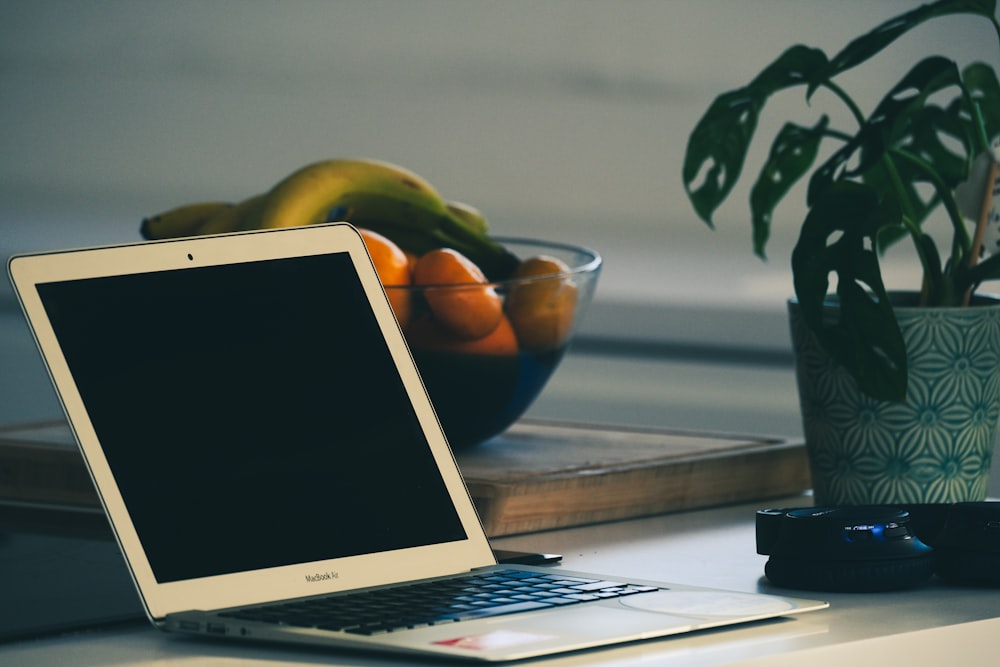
[
  {"left": 823, "top": 78, "right": 938, "bottom": 299},
  {"left": 822, "top": 80, "right": 866, "bottom": 127},
  {"left": 970, "top": 100, "right": 991, "bottom": 156},
  {"left": 880, "top": 152, "right": 921, "bottom": 229},
  {"left": 891, "top": 147, "right": 972, "bottom": 271},
  {"left": 824, "top": 128, "right": 854, "bottom": 143},
  {"left": 822, "top": 79, "right": 923, "bottom": 223}
]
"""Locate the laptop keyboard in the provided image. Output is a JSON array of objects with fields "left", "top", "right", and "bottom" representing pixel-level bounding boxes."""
[{"left": 220, "top": 569, "right": 661, "bottom": 635}]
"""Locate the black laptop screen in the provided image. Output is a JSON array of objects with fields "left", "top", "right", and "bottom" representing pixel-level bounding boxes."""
[{"left": 36, "top": 251, "right": 467, "bottom": 583}]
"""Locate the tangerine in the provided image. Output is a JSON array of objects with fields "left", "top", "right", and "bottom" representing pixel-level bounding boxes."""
[
  {"left": 413, "top": 248, "right": 503, "bottom": 340},
  {"left": 358, "top": 228, "right": 412, "bottom": 327},
  {"left": 506, "top": 255, "right": 577, "bottom": 349},
  {"left": 405, "top": 314, "right": 518, "bottom": 356}
]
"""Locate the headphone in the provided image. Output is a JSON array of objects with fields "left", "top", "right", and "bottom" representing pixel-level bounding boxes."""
[{"left": 755, "top": 502, "right": 1000, "bottom": 592}]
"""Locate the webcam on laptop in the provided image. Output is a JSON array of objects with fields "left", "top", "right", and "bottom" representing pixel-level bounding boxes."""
[{"left": 755, "top": 502, "right": 1000, "bottom": 592}]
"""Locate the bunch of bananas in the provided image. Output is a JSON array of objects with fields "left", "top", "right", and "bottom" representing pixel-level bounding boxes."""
[{"left": 140, "top": 158, "right": 519, "bottom": 280}]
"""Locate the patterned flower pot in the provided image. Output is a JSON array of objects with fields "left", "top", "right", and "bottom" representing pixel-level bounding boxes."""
[{"left": 789, "top": 293, "right": 1000, "bottom": 505}]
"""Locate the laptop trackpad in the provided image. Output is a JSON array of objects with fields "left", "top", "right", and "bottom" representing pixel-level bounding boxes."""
[
  {"left": 485, "top": 603, "right": 696, "bottom": 639},
  {"left": 458, "top": 591, "right": 797, "bottom": 649},
  {"left": 619, "top": 589, "right": 798, "bottom": 618}
]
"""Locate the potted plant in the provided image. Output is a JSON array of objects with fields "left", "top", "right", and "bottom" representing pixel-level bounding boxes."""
[{"left": 683, "top": 0, "right": 1000, "bottom": 504}]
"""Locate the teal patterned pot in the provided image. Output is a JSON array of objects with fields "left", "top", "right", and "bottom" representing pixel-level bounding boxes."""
[{"left": 789, "top": 293, "right": 1000, "bottom": 505}]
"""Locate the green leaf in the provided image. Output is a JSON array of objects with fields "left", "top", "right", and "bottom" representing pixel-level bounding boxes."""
[
  {"left": 870, "top": 56, "right": 962, "bottom": 126},
  {"left": 793, "top": 182, "right": 895, "bottom": 317},
  {"left": 861, "top": 103, "right": 969, "bottom": 244},
  {"left": 682, "top": 45, "right": 828, "bottom": 226},
  {"left": 792, "top": 181, "right": 907, "bottom": 401},
  {"left": 807, "top": 122, "right": 886, "bottom": 206},
  {"left": 912, "top": 231, "right": 949, "bottom": 304},
  {"left": 835, "top": 279, "right": 908, "bottom": 401},
  {"left": 749, "top": 117, "right": 829, "bottom": 258},
  {"left": 961, "top": 63, "right": 1000, "bottom": 141},
  {"left": 864, "top": 156, "right": 937, "bottom": 235},
  {"left": 873, "top": 56, "right": 967, "bottom": 178},
  {"left": 747, "top": 44, "right": 830, "bottom": 91},
  {"left": 827, "top": 0, "right": 998, "bottom": 77},
  {"left": 809, "top": 57, "right": 967, "bottom": 219},
  {"left": 683, "top": 90, "right": 763, "bottom": 225},
  {"left": 901, "top": 105, "right": 974, "bottom": 188}
]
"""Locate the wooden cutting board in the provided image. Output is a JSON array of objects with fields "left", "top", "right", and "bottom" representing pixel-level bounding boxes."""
[
  {"left": 459, "top": 420, "right": 809, "bottom": 535},
  {"left": 0, "top": 420, "right": 810, "bottom": 537}
]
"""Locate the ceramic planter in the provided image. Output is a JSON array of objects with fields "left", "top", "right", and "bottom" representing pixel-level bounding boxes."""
[{"left": 789, "top": 293, "right": 1000, "bottom": 505}]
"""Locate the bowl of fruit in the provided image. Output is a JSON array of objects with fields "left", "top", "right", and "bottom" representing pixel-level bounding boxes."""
[
  {"left": 360, "top": 230, "right": 601, "bottom": 448},
  {"left": 141, "top": 157, "right": 601, "bottom": 448}
]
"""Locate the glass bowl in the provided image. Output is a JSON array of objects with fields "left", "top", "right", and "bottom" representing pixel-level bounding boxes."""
[{"left": 385, "top": 237, "right": 601, "bottom": 449}]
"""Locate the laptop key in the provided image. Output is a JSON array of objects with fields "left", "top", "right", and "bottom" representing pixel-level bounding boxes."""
[
  {"left": 572, "top": 580, "right": 629, "bottom": 591},
  {"left": 563, "top": 593, "right": 600, "bottom": 601},
  {"left": 222, "top": 571, "right": 663, "bottom": 636},
  {"left": 433, "top": 599, "right": 554, "bottom": 622}
]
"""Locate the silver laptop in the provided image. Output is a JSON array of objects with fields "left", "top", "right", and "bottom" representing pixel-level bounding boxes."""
[{"left": 7, "top": 223, "right": 827, "bottom": 662}]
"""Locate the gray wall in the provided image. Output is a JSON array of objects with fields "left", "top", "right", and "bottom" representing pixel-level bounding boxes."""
[
  {"left": 3, "top": 2, "right": 999, "bottom": 497},
  {"left": 4, "top": 1, "right": 993, "bottom": 308}
]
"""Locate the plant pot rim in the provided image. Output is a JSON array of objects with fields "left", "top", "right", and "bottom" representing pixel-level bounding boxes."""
[{"left": 788, "top": 291, "right": 1000, "bottom": 311}]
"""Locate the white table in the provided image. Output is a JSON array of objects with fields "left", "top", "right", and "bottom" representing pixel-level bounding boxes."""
[{"left": 2, "top": 497, "right": 997, "bottom": 667}]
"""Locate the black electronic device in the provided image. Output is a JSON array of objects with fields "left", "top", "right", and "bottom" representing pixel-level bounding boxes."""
[
  {"left": 756, "top": 502, "right": 1000, "bottom": 592},
  {"left": 756, "top": 506, "right": 935, "bottom": 592},
  {"left": 929, "top": 502, "right": 1000, "bottom": 586}
]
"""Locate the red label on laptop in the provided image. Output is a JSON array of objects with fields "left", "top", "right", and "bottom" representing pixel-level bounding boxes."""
[{"left": 434, "top": 629, "right": 554, "bottom": 651}]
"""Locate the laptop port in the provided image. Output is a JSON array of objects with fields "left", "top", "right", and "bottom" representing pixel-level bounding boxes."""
[{"left": 206, "top": 623, "right": 227, "bottom": 635}]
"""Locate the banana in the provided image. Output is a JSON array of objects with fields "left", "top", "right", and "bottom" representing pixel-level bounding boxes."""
[
  {"left": 249, "top": 158, "right": 519, "bottom": 279},
  {"left": 446, "top": 200, "right": 489, "bottom": 234},
  {"left": 343, "top": 195, "right": 495, "bottom": 259},
  {"left": 140, "top": 201, "right": 231, "bottom": 240},
  {"left": 198, "top": 193, "right": 265, "bottom": 235},
  {"left": 248, "top": 158, "right": 448, "bottom": 230},
  {"left": 139, "top": 160, "right": 518, "bottom": 277}
]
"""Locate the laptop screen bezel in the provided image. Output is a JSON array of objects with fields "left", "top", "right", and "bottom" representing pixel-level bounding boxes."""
[{"left": 7, "top": 223, "right": 497, "bottom": 621}]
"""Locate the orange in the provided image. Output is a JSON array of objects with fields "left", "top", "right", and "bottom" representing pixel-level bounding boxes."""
[
  {"left": 358, "top": 228, "right": 412, "bottom": 327},
  {"left": 505, "top": 255, "right": 577, "bottom": 349},
  {"left": 413, "top": 248, "right": 503, "bottom": 340},
  {"left": 405, "top": 314, "right": 518, "bottom": 356}
]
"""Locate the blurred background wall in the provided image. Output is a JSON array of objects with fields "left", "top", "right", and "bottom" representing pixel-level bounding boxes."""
[{"left": 2, "top": 1, "right": 997, "bottom": 458}]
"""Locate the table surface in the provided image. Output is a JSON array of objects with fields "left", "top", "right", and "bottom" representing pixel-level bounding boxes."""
[{"left": 1, "top": 496, "right": 997, "bottom": 667}]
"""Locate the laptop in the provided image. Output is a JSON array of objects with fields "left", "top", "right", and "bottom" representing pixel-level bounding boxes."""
[{"left": 7, "top": 222, "right": 827, "bottom": 662}]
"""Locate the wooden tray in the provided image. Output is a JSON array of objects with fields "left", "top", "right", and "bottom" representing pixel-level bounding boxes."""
[
  {"left": 460, "top": 420, "right": 809, "bottom": 535},
  {"left": 0, "top": 420, "right": 810, "bottom": 537}
]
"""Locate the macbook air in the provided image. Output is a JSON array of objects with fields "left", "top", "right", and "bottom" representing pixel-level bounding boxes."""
[{"left": 7, "top": 222, "right": 826, "bottom": 661}]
